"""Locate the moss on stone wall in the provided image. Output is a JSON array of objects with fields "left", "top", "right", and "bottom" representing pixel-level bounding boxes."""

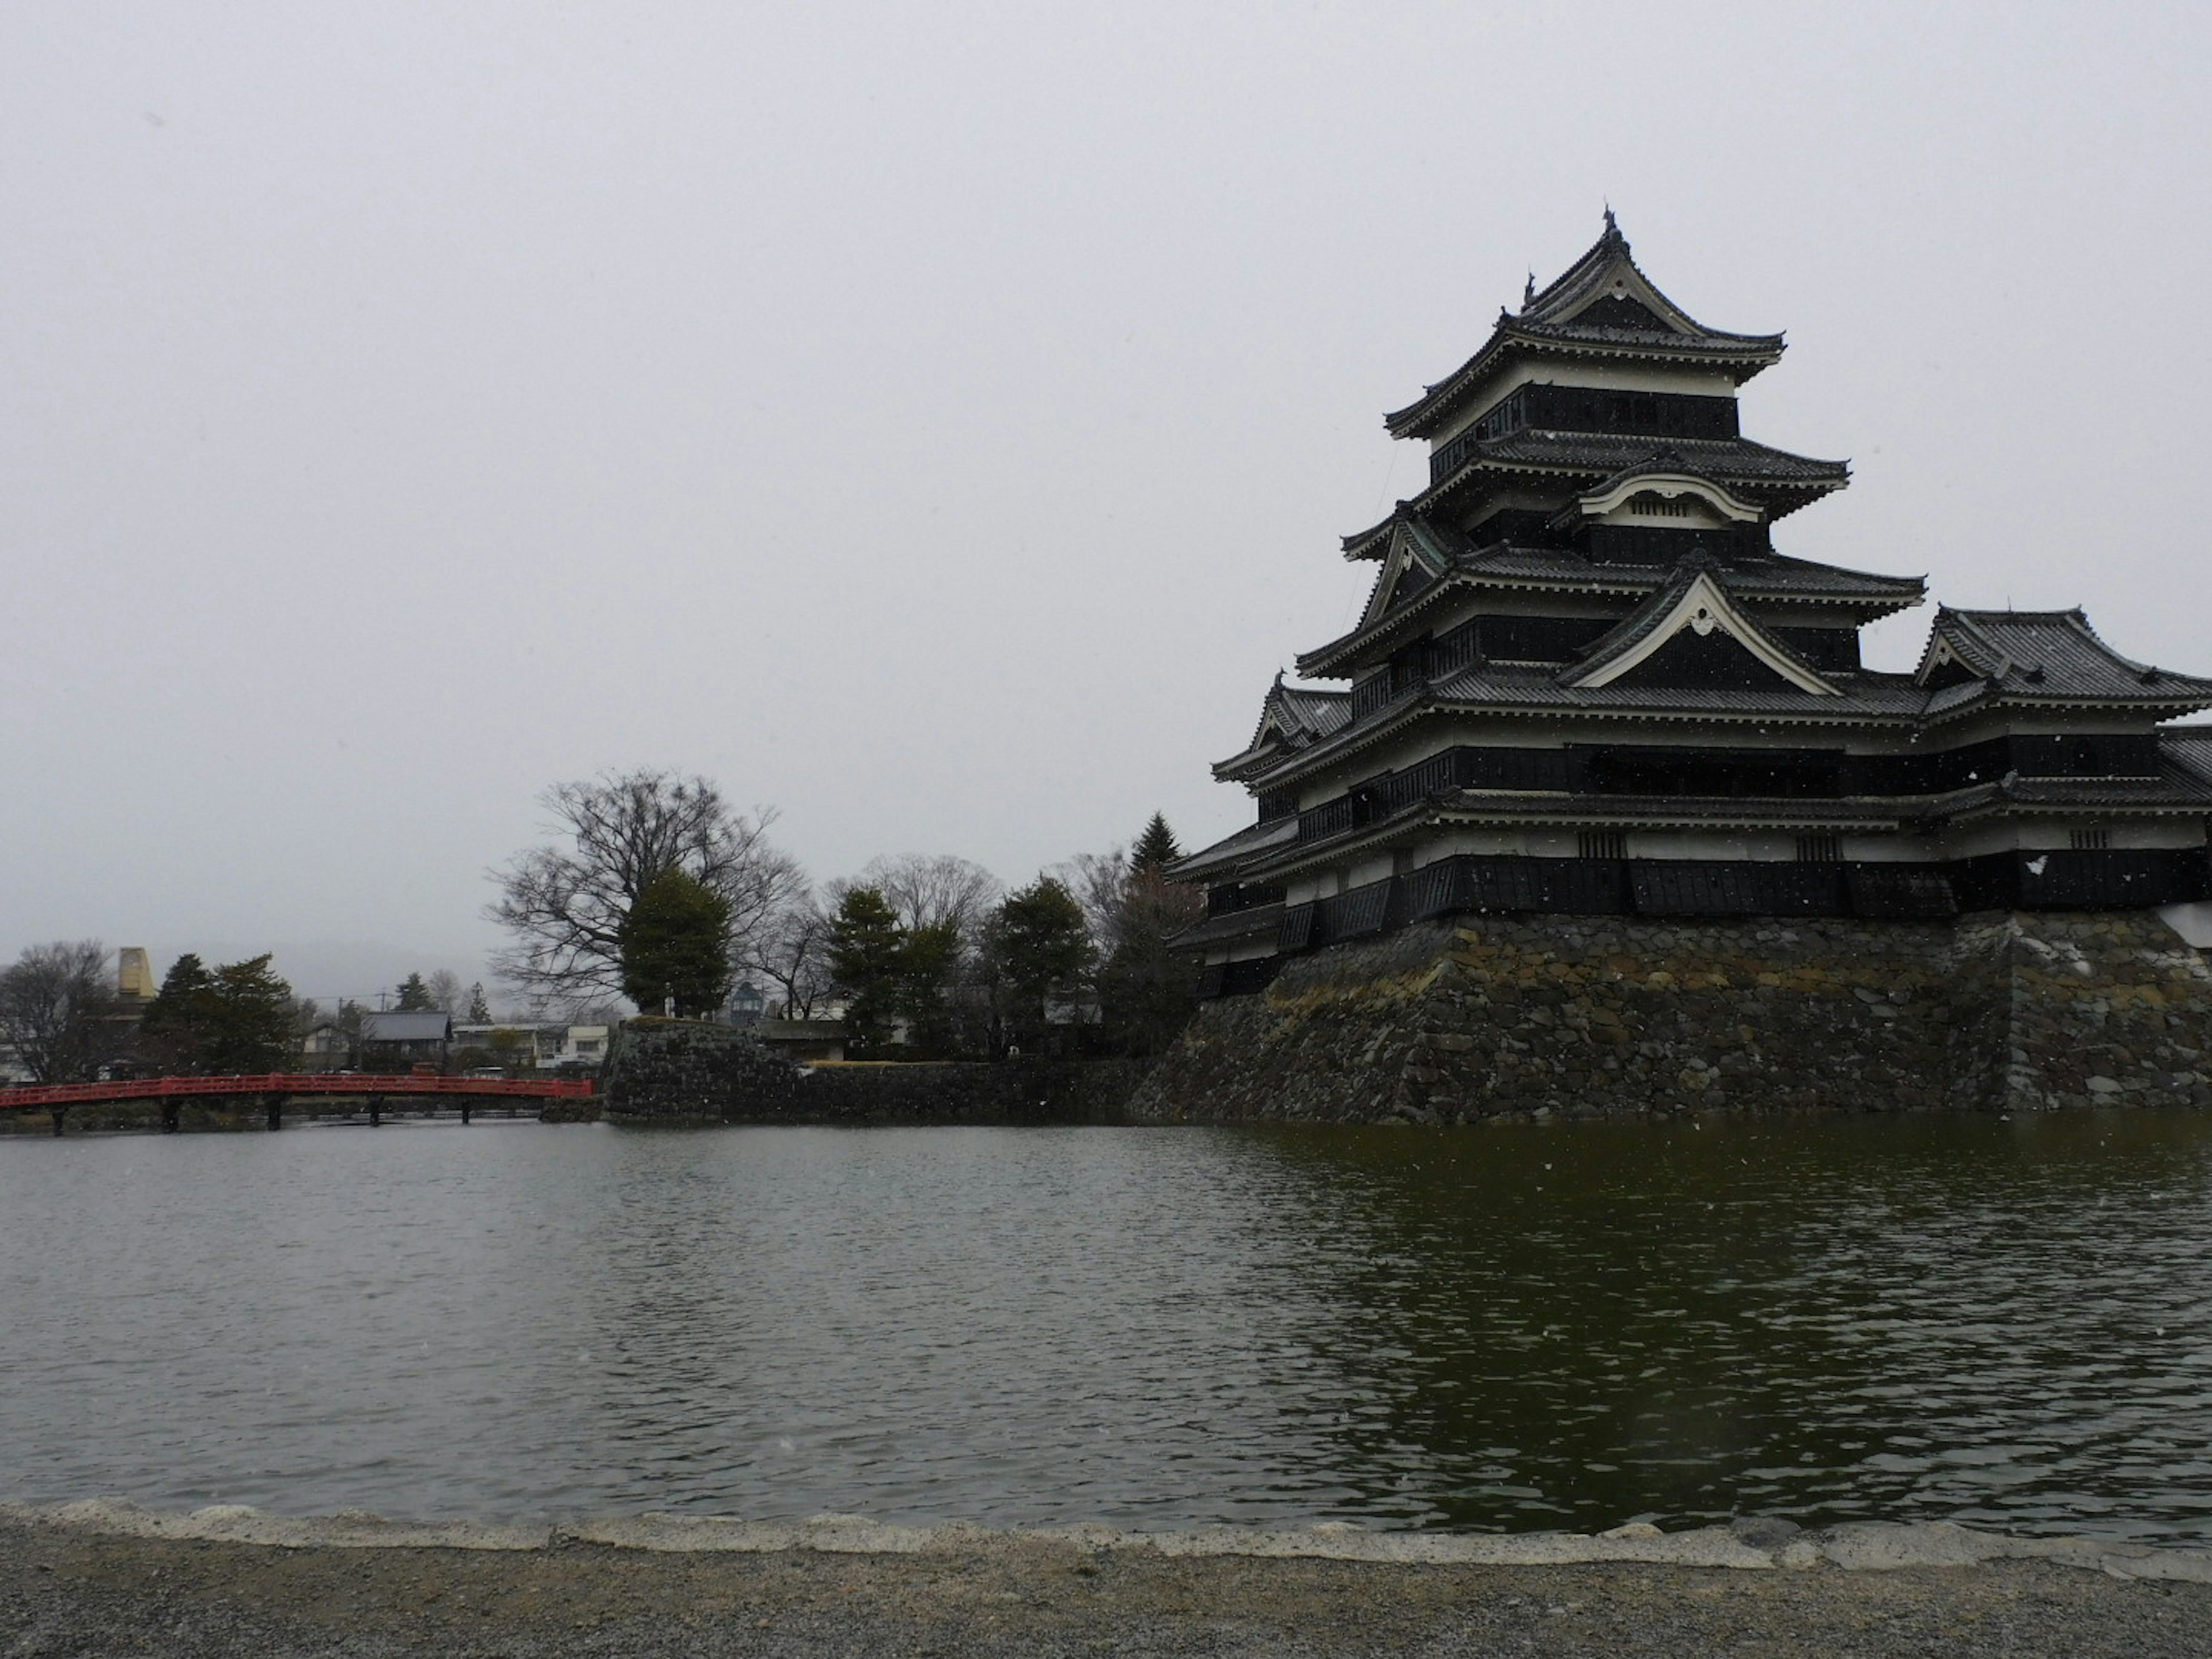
[{"left": 1131, "top": 911, "right": 2212, "bottom": 1123}]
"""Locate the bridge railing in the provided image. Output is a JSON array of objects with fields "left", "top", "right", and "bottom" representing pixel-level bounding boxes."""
[{"left": 0, "top": 1073, "right": 596, "bottom": 1111}]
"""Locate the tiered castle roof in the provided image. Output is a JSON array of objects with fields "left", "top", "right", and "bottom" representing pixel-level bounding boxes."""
[{"left": 1175, "top": 215, "right": 2212, "bottom": 942}]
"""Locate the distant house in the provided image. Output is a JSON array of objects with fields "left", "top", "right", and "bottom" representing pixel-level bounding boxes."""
[
  {"left": 359, "top": 1010, "right": 452, "bottom": 1071},
  {"left": 450, "top": 1023, "right": 565, "bottom": 1071},
  {"left": 554, "top": 1025, "right": 609, "bottom": 1069},
  {"left": 725, "top": 983, "right": 767, "bottom": 1027},
  {"left": 298, "top": 1021, "right": 351, "bottom": 1071}
]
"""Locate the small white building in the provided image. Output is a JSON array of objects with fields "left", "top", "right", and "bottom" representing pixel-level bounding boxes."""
[{"left": 555, "top": 1025, "right": 609, "bottom": 1067}]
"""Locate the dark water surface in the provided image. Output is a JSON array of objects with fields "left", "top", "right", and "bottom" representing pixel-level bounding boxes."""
[{"left": 4, "top": 1115, "right": 2212, "bottom": 1540}]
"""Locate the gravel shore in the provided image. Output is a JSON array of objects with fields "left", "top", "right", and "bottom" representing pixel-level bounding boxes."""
[{"left": 7, "top": 1506, "right": 2212, "bottom": 1657}]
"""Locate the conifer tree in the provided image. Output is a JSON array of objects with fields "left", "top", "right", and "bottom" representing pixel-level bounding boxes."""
[
  {"left": 394, "top": 973, "right": 435, "bottom": 1012},
  {"left": 465, "top": 982, "right": 493, "bottom": 1023},
  {"left": 991, "top": 877, "right": 1095, "bottom": 1052},
  {"left": 1130, "top": 813, "right": 1181, "bottom": 874},
  {"left": 201, "top": 956, "right": 298, "bottom": 1073},
  {"left": 141, "top": 953, "right": 218, "bottom": 1073},
  {"left": 828, "top": 886, "right": 904, "bottom": 1054},
  {"left": 896, "top": 919, "right": 963, "bottom": 1057},
  {"left": 618, "top": 869, "right": 735, "bottom": 1017}
]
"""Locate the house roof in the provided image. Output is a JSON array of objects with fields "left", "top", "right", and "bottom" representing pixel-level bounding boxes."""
[
  {"left": 1211, "top": 678, "right": 1354, "bottom": 779},
  {"left": 1916, "top": 608, "right": 2212, "bottom": 703},
  {"left": 1559, "top": 557, "right": 1840, "bottom": 696},
  {"left": 1384, "top": 215, "right": 1789, "bottom": 442},
  {"left": 1296, "top": 531, "right": 1925, "bottom": 681},
  {"left": 1254, "top": 584, "right": 2212, "bottom": 793},
  {"left": 360, "top": 1011, "right": 452, "bottom": 1042},
  {"left": 1165, "top": 903, "right": 1287, "bottom": 950},
  {"left": 1167, "top": 816, "right": 1298, "bottom": 877},
  {"left": 1345, "top": 433, "right": 1850, "bottom": 558}
]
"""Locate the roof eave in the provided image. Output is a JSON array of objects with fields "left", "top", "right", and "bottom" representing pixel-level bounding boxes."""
[{"left": 1384, "top": 332, "right": 1786, "bottom": 442}]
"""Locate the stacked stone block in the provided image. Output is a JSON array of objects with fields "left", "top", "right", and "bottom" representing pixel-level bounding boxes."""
[
  {"left": 598, "top": 1021, "right": 1149, "bottom": 1123},
  {"left": 1130, "top": 911, "right": 2212, "bottom": 1122}
]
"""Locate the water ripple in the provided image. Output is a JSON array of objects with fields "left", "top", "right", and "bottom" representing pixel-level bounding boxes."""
[{"left": 3, "top": 1113, "right": 2212, "bottom": 1539}]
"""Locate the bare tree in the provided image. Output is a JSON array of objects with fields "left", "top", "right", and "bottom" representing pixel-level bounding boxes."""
[
  {"left": 425, "top": 969, "right": 466, "bottom": 1015},
  {"left": 0, "top": 941, "right": 124, "bottom": 1084},
  {"left": 861, "top": 854, "right": 1003, "bottom": 940},
  {"left": 738, "top": 889, "right": 837, "bottom": 1018},
  {"left": 1054, "top": 845, "right": 1132, "bottom": 961},
  {"left": 487, "top": 768, "right": 803, "bottom": 1003}
]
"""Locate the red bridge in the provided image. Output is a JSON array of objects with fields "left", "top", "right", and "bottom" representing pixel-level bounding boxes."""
[{"left": 0, "top": 1073, "right": 594, "bottom": 1134}]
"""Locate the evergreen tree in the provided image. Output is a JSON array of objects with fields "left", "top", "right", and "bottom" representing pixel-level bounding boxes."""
[
  {"left": 202, "top": 956, "right": 298, "bottom": 1073},
  {"left": 140, "top": 953, "right": 218, "bottom": 1073},
  {"left": 896, "top": 919, "right": 963, "bottom": 1057},
  {"left": 1097, "top": 868, "right": 1205, "bottom": 1055},
  {"left": 618, "top": 868, "right": 734, "bottom": 1017},
  {"left": 1130, "top": 812, "right": 1181, "bottom": 874},
  {"left": 828, "top": 885, "right": 904, "bottom": 1055},
  {"left": 465, "top": 982, "right": 492, "bottom": 1023},
  {"left": 991, "top": 877, "right": 1095, "bottom": 1052},
  {"left": 394, "top": 972, "right": 436, "bottom": 1012}
]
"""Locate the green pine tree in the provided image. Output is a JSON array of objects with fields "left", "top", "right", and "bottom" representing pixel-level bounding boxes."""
[
  {"left": 991, "top": 877, "right": 1095, "bottom": 1052},
  {"left": 200, "top": 956, "right": 297, "bottom": 1073},
  {"left": 465, "top": 982, "right": 492, "bottom": 1023},
  {"left": 618, "top": 869, "right": 734, "bottom": 1017},
  {"left": 896, "top": 918, "right": 963, "bottom": 1058},
  {"left": 394, "top": 972, "right": 435, "bottom": 1012},
  {"left": 140, "top": 953, "right": 218, "bottom": 1073},
  {"left": 1097, "top": 868, "right": 1205, "bottom": 1055},
  {"left": 1130, "top": 813, "right": 1181, "bottom": 874},
  {"left": 828, "top": 886, "right": 904, "bottom": 1055}
]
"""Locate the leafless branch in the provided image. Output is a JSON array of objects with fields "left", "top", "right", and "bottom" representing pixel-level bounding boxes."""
[{"left": 487, "top": 768, "right": 798, "bottom": 1003}]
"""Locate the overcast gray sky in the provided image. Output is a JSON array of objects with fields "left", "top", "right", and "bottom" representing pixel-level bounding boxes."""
[{"left": 3, "top": 2, "right": 2208, "bottom": 1003}]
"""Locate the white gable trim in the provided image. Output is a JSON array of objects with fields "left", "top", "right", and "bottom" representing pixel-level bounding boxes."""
[
  {"left": 1575, "top": 472, "right": 1763, "bottom": 524},
  {"left": 1571, "top": 571, "right": 1839, "bottom": 695},
  {"left": 1556, "top": 256, "right": 1696, "bottom": 334},
  {"left": 1917, "top": 637, "right": 1967, "bottom": 684},
  {"left": 1360, "top": 524, "right": 1444, "bottom": 627}
]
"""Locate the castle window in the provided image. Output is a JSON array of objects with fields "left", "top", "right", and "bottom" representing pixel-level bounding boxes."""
[
  {"left": 2070, "top": 828, "right": 2111, "bottom": 851},
  {"left": 1794, "top": 835, "right": 1843, "bottom": 863},
  {"left": 1578, "top": 830, "right": 1627, "bottom": 860}
]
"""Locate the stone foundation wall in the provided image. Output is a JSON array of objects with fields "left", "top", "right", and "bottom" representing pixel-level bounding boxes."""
[
  {"left": 599, "top": 1021, "right": 1149, "bottom": 1124},
  {"left": 1129, "top": 910, "right": 2212, "bottom": 1123}
]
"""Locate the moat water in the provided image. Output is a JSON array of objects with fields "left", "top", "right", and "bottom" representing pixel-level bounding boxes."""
[{"left": 5, "top": 1115, "right": 2212, "bottom": 1540}]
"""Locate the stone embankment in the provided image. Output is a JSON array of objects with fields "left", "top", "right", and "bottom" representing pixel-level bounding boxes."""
[
  {"left": 1132, "top": 908, "right": 2212, "bottom": 1123},
  {"left": 8, "top": 1501, "right": 2212, "bottom": 1658},
  {"left": 597, "top": 1020, "right": 1148, "bottom": 1124}
]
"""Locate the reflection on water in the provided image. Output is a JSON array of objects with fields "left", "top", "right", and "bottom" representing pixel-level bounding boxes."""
[{"left": 3, "top": 1115, "right": 2211, "bottom": 1539}]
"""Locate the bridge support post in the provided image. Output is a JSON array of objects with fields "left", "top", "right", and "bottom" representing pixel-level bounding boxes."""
[
  {"left": 265, "top": 1095, "right": 283, "bottom": 1131},
  {"left": 161, "top": 1100, "right": 179, "bottom": 1134},
  {"left": 49, "top": 1105, "right": 67, "bottom": 1138},
  {"left": 369, "top": 1096, "right": 382, "bottom": 1127},
  {"left": 460, "top": 1100, "right": 472, "bottom": 1125}
]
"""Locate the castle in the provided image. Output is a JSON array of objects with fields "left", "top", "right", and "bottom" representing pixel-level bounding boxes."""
[{"left": 1142, "top": 218, "right": 2212, "bottom": 1121}]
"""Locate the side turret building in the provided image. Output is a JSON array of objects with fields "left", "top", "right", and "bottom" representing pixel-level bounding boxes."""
[{"left": 1141, "top": 219, "right": 2212, "bottom": 1121}]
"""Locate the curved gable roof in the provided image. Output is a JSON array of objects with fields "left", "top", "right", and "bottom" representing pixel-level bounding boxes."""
[
  {"left": 1385, "top": 214, "right": 1787, "bottom": 441},
  {"left": 1563, "top": 558, "right": 1839, "bottom": 696}
]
